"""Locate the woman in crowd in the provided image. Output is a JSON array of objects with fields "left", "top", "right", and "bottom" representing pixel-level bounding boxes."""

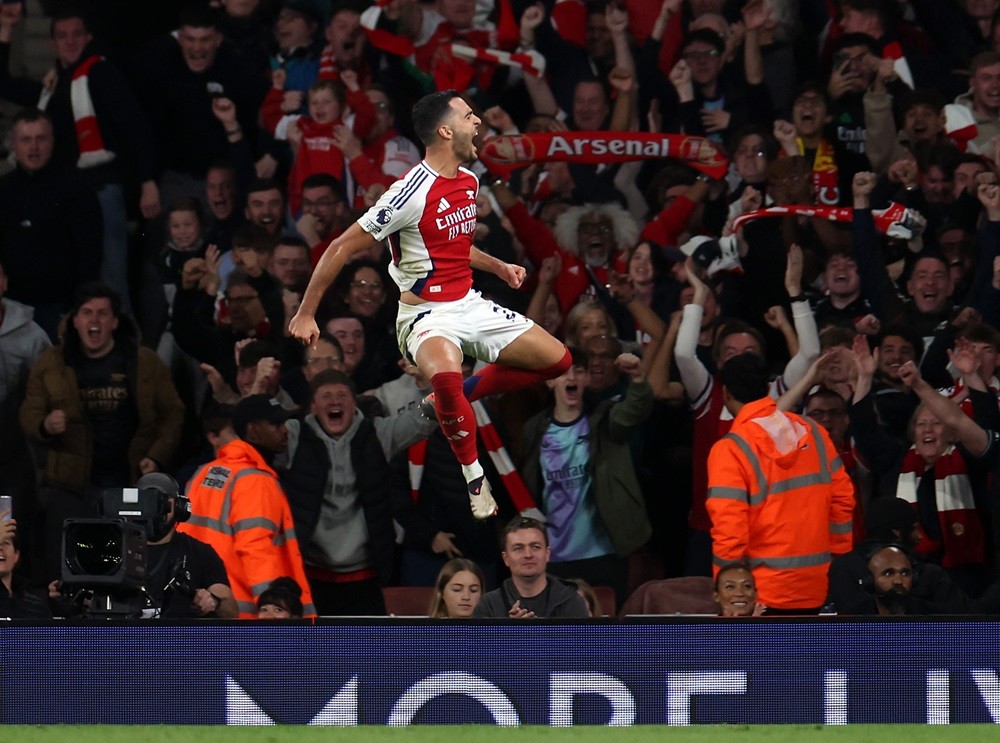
[
  {"left": 714, "top": 561, "right": 762, "bottom": 617},
  {"left": 257, "top": 576, "right": 305, "bottom": 619},
  {"left": 428, "top": 558, "right": 485, "bottom": 618},
  {"left": 0, "top": 519, "right": 50, "bottom": 619}
]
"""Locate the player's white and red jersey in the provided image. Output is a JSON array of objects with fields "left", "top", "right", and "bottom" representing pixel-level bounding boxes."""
[{"left": 358, "top": 160, "right": 479, "bottom": 302}]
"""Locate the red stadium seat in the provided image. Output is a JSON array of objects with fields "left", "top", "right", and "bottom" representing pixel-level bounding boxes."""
[
  {"left": 382, "top": 586, "right": 435, "bottom": 617},
  {"left": 619, "top": 577, "right": 718, "bottom": 616},
  {"left": 593, "top": 586, "right": 617, "bottom": 617}
]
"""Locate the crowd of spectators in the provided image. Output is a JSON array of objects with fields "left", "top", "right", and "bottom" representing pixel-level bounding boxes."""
[{"left": 7, "top": 0, "right": 1000, "bottom": 619}]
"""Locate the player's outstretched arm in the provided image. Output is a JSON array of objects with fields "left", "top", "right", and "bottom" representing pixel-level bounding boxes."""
[
  {"left": 289, "top": 223, "right": 378, "bottom": 346},
  {"left": 470, "top": 246, "right": 525, "bottom": 289}
]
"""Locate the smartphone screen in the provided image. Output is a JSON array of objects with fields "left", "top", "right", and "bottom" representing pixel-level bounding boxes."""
[{"left": 0, "top": 494, "right": 11, "bottom": 520}]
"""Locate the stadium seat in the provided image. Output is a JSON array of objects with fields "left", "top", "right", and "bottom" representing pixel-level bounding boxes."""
[
  {"left": 382, "top": 586, "right": 435, "bottom": 617},
  {"left": 593, "top": 586, "right": 617, "bottom": 617},
  {"left": 619, "top": 577, "right": 717, "bottom": 616}
]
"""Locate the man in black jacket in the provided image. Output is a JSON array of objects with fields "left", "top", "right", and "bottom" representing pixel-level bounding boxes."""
[
  {"left": 474, "top": 516, "right": 589, "bottom": 619},
  {"left": 828, "top": 497, "right": 1000, "bottom": 614},
  {"left": 0, "top": 6, "right": 160, "bottom": 314},
  {"left": 0, "top": 109, "right": 102, "bottom": 341},
  {"left": 276, "top": 369, "right": 436, "bottom": 615}
]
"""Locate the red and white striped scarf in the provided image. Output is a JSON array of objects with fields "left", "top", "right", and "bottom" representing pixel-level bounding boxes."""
[
  {"left": 896, "top": 445, "right": 986, "bottom": 568},
  {"left": 449, "top": 43, "right": 545, "bottom": 78},
  {"left": 67, "top": 54, "right": 114, "bottom": 168},
  {"left": 408, "top": 400, "right": 537, "bottom": 512},
  {"left": 938, "top": 377, "right": 1000, "bottom": 419},
  {"left": 731, "top": 202, "right": 923, "bottom": 239},
  {"left": 881, "top": 40, "right": 914, "bottom": 89}
]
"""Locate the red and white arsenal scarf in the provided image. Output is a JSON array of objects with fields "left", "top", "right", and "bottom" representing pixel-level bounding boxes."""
[
  {"left": 450, "top": 43, "right": 545, "bottom": 78},
  {"left": 797, "top": 137, "right": 839, "bottom": 206},
  {"left": 359, "top": 1, "right": 416, "bottom": 58},
  {"left": 39, "top": 54, "right": 115, "bottom": 168},
  {"left": 896, "top": 445, "right": 985, "bottom": 568},
  {"left": 882, "top": 41, "right": 914, "bottom": 89},
  {"left": 360, "top": 0, "right": 518, "bottom": 59},
  {"left": 731, "top": 202, "right": 924, "bottom": 239},
  {"left": 944, "top": 103, "right": 979, "bottom": 153},
  {"left": 480, "top": 131, "right": 729, "bottom": 180},
  {"left": 408, "top": 400, "right": 537, "bottom": 512},
  {"left": 939, "top": 377, "right": 1000, "bottom": 419}
]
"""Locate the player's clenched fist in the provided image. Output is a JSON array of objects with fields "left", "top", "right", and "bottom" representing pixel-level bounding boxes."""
[{"left": 288, "top": 311, "right": 320, "bottom": 348}]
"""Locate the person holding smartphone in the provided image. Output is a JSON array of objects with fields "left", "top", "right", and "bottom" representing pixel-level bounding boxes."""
[{"left": 0, "top": 517, "right": 51, "bottom": 619}]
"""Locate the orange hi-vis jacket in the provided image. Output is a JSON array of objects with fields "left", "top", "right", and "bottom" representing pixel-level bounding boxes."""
[
  {"left": 706, "top": 397, "right": 855, "bottom": 610},
  {"left": 177, "top": 440, "right": 316, "bottom": 618}
]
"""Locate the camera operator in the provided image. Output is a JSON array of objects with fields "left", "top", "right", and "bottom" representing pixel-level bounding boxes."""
[{"left": 50, "top": 473, "right": 238, "bottom": 618}]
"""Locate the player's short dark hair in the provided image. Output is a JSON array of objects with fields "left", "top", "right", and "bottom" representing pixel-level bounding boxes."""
[
  {"left": 720, "top": 353, "right": 770, "bottom": 404},
  {"left": 412, "top": 89, "right": 461, "bottom": 147}
]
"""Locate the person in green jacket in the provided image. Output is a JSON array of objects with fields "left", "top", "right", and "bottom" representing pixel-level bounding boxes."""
[
  {"left": 19, "top": 282, "right": 184, "bottom": 581},
  {"left": 519, "top": 346, "right": 653, "bottom": 607}
]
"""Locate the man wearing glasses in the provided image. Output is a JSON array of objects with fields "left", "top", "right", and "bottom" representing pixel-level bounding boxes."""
[
  {"left": 668, "top": 13, "right": 772, "bottom": 143},
  {"left": 297, "top": 173, "right": 352, "bottom": 265}
]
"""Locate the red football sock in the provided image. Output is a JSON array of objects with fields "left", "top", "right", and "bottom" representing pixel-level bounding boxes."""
[
  {"left": 430, "top": 371, "right": 479, "bottom": 466},
  {"left": 464, "top": 348, "right": 572, "bottom": 402}
]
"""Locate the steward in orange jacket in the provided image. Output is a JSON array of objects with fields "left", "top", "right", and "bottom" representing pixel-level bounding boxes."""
[
  {"left": 706, "top": 355, "right": 854, "bottom": 611},
  {"left": 179, "top": 436, "right": 316, "bottom": 619}
]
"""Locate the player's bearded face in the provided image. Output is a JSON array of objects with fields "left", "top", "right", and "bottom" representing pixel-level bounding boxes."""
[{"left": 449, "top": 108, "right": 480, "bottom": 163}]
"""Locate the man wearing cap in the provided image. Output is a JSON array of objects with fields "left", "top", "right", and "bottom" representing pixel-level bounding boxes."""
[
  {"left": 707, "top": 353, "right": 855, "bottom": 614},
  {"left": 134, "top": 472, "right": 239, "bottom": 619},
  {"left": 178, "top": 394, "right": 315, "bottom": 618},
  {"left": 50, "top": 472, "right": 239, "bottom": 619}
]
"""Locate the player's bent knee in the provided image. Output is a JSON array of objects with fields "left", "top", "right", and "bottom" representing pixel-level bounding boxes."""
[{"left": 541, "top": 347, "right": 572, "bottom": 380}]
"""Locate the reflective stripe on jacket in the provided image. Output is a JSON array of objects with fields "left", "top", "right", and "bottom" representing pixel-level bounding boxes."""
[
  {"left": 707, "top": 397, "right": 855, "bottom": 609},
  {"left": 178, "top": 440, "right": 316, "bottom": 618}
]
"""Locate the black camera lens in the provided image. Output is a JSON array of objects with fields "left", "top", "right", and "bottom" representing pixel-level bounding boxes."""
[{"left": 66, "top": 523, "right": 125, "bottom": 576}]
